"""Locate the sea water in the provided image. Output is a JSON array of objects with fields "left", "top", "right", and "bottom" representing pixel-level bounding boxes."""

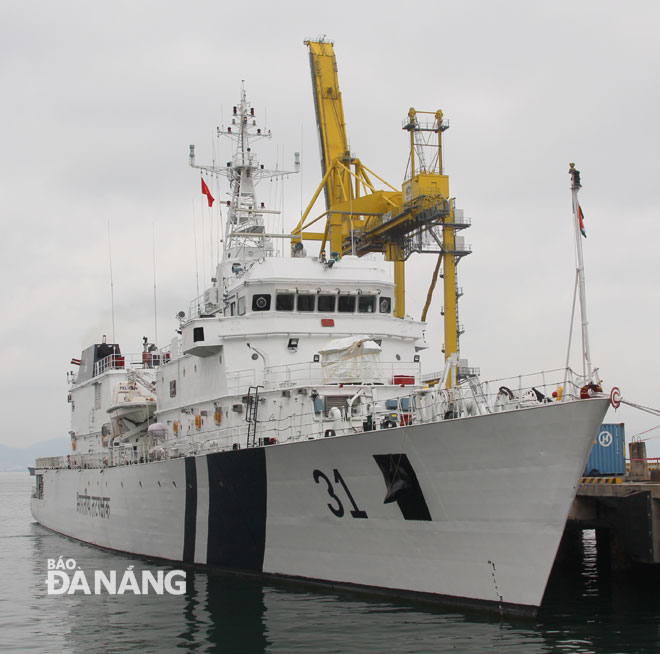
[{"left": 2, "top": 471, "right": 660, "bottom": 654}]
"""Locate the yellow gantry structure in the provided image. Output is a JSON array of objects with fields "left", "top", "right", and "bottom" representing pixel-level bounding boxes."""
[{"left": 293, "top": 39, "right": 471, "bottom": 384}]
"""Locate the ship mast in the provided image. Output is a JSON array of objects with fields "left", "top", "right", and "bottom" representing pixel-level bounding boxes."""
[
  {"left": 569, "top": 163, "right": 592, "bottom": 379},
  {"left": 189, "top": 83, "right": 299, "bottom": 276}
]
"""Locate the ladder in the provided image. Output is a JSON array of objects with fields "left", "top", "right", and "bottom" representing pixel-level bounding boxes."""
[
  {"left": 466, "top": 376, "right": 490, "bottom": 415},
  {"left": 245, "top": 385, "right": 262, "bottom": 447}
]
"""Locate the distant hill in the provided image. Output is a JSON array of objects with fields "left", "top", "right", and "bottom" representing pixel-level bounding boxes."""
[{"left": 0, "top": 438, "right": 70, "bottom": 472}]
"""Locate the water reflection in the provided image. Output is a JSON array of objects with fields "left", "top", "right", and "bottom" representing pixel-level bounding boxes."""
[
  {"left": 4, "top": 472, "right": 660, "bottom": 654},
  {"left": 28, "top": 523, "right": 269, "bottom": 653},
  {"left": 539, "top": 529, "right": 660, "bottom": 653},
  {"left": 28, "top": 520, "right": 552, "bottom": 654}
]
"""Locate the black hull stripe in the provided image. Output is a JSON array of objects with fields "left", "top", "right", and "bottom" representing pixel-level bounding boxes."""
[
  {"left": 373, "top": 453, "right": 432, "bottom": 521},
  {"left": 206, "top": 448, "right": 267, "bottom": 571},
  {"left": 183, "top": 456, "right": 197, "bottom": 562}
]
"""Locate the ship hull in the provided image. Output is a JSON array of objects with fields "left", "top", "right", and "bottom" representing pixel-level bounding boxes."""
[{"left": 31, "top": 397, "right": 609, "bottom": 616}]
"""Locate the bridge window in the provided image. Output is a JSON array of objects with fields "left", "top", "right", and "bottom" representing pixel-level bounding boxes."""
[
  {"left": 237, "top": 296, "right": 246, "bottom": 316},
  {"left": 318, "top": 294, "right": 336, "bottom": 312},
  {"left": 379, "top": 297, "right": 392, "bottom": 313},
  {"left": 252, "top": 294, "right": 271, "bottom": 311},
  {"left": 338, "top": 295, "right": 356, "bottom": 312},
  {"left": 276, "top": 294, "right": 294, "bottom": 311},
  {"left": 358, "top": 296, "right": 375, "bottom": 313},
  {"left": 297, "top": 295, "right": 315, "bottom": 312}
]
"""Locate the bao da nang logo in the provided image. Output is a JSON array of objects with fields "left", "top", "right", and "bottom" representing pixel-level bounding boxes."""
[{"left": 45, "top": 558, "right": 186, "bottom": 595}]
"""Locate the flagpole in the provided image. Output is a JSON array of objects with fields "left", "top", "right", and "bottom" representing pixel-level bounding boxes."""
[{"left": 569, "top": 163, "right": 592, "bottom": 380}]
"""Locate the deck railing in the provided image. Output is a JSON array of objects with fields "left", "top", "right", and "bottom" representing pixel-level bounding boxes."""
[
  {"left": 38, "top": 366, "right": 600, "bottom": 472},
  {"left": 226, "top": 360, "right": 421, "bottom": 395}
]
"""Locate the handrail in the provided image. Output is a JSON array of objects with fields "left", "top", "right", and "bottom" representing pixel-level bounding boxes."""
[{"left": 38, "top": 366, "right": 600, "bottom": 473}]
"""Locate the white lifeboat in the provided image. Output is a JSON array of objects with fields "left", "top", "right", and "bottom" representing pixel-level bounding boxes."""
[{"left": 105, "top": 373, "right": 156, "bottom": 443}]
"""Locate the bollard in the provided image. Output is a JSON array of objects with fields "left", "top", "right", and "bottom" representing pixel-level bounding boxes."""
[{"left": 629, "top": 441, "right": 650, "bottom": 481}]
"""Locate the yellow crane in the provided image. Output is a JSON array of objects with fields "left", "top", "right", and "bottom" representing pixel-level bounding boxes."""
[{"left": 293, "top": 39, "right": 471, "bottom": 385}]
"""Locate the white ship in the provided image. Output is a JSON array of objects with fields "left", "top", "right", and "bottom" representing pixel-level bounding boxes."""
[{"left": 31, "top": 41, "right": 612, "bottom": 617}]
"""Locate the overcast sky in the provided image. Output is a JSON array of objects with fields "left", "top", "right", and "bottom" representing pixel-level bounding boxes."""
[{"left": 2, "top": 1, "right": 659, "bottom": 455}]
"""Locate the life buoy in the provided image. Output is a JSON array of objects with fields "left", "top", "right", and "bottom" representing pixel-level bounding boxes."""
[
  {"left": 214, "top": 410, "right": 222, "bottom": 426},
  {"left": 195, "top": 414, "right": 202, "bottom": 430},
  {"left": 173, "top": 421, "right": 179, "bottom": 436},
  {"left": 580, "top": 382, "right": 602, "bottom": 399},
  {"left": 610, "top": 387, "right": 621, "bottom": 408}
]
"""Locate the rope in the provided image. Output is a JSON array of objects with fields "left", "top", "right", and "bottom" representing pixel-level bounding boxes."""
[
  {"left": 633, "top": 424, "right": 660, "bottom": 441},
  {"left": 620, "top": 398, "right": 660, "bottom": 418}
]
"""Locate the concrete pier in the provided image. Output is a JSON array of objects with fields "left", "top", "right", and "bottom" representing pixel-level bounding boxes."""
[{"left": 567, "top": 480, "right": 660, "bottom": 567}]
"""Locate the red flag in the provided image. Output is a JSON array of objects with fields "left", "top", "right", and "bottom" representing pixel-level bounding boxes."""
[
  {"left": 201, "top": 178, "right": 215, "bottom": 207},
  {"left": 578, "top": 204, "right": 586, "bottom": 238}
]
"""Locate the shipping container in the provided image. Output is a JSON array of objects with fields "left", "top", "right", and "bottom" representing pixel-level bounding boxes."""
[{"left": 583, "top": 423, "right": 626, "bottom": 476}]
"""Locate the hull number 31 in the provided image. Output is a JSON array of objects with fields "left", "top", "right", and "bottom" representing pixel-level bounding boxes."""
[{"left": 313, "top": 469, "right": 368, "bottom": 519}]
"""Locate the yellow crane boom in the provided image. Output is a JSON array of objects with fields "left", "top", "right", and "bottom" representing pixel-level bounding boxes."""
[
  {"left": 294, "top": 40, "right": 472, "bottom": 384},
  {"left": 306, "top": 39, "right": 349, "bottom": 208}
]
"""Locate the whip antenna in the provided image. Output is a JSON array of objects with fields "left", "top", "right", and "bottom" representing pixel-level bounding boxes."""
[
  {"left": 152, "top": 223, "right": 158, "bottom": 345},
  {"left": 107, "top": 220, "right": 116, "bottom": 342}
]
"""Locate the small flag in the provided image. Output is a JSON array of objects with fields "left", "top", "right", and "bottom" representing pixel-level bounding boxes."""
[
  {"left": 201, "top": 178, "right": 215, "bottom": 207},
  {"left": 578, "top": 204, "right": 586, "bottom": 238},
  {"left": 71, "top": 358, "right": 81, "bottom": 366}
]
